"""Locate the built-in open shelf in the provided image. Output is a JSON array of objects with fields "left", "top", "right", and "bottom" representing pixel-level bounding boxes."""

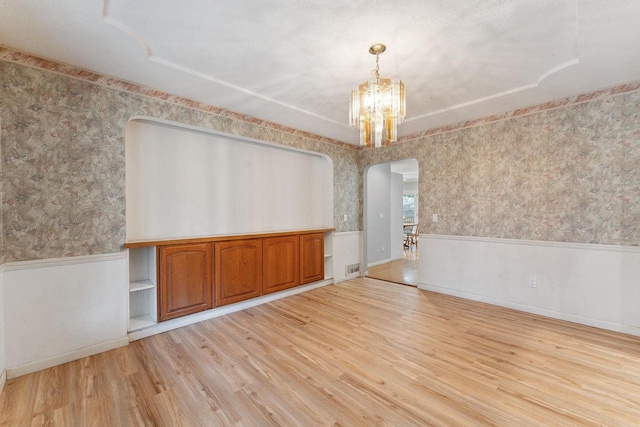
[
  {"left": 130, "top": 279, "right": 155, "bottom": 292},
  {"left": 324, "top": 231, "right": 333, "bottom": 281},
  {"left": 128, "top": 246, "right": 157, "bottom": 332},
  {"left": 129, "top": 314, "right": 156, "bottom": 331}
]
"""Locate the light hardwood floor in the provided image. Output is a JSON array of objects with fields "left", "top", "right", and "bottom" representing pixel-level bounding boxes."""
[
  {"left": 368, "top": 248, "right": 418, "bottom": 286},
  {"left": 2, "top": 278, "right": 640, "bottom": 426}
]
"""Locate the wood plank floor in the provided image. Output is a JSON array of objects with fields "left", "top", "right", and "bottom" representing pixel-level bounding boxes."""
[
  {"left": 368, "top": 248, "right": 418, "bottom": 286},
  {"left": 2, "top": 278, "right": 640, "bottom": 426}
]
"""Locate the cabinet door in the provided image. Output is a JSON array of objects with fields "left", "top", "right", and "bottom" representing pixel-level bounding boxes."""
[
  {"left": 263, "top": 235, "right": 299, "bottom": 294},
  {"left": 300, "top": 233, "right": 324, "bottom": 284},
  {"left": 158, "top": 243, "right": 213, "bottom": 321},
  {"left": 215, "top": 239, "right": 263, "bottom": 306}
]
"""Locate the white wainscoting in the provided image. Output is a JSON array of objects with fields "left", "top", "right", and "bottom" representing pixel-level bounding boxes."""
[
  {"left": 3, "top": 253, "right": 129, "bottom": 378},
  {"left": 332, "top": 231, "right": 362, "bottom": 283},
  {"left": 419, "top": 234, "right": 640, "bottom": 336},
  {"left": 0, "top": 370, "right": 6, "bottom": 397},
  {"left": 0, "top": 265, "right": 5, "bottom": 395}
]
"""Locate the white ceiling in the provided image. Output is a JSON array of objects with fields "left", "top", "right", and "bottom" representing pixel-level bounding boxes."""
[{"left": 2, "top": 0, "right": 640, "bottom": 145}]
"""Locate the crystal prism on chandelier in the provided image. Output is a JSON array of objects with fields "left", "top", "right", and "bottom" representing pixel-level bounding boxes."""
[{"left": 349, "top": 43, "right": 406, "bottom": 148}]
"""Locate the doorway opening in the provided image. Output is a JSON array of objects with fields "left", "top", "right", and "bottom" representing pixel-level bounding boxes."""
[{"left": 363, "top": 158, "right": 419, "bottom": 286}]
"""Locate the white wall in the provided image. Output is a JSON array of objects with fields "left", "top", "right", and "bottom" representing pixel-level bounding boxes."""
[
  {"left": 419, "top": 235, "right": 640, "bottom": 336},
  {"left": 390, "top": 173, "right": 404, "bottom": 260},
  {"left": 403, "top": 181, "right": 418, "bottom": 193},
  {"left": 126, "top": 119, "right": 333, "bottom": 241},
  {"left": 366, "top": 165, "right": 405, "bottom": 266},
  {"left": 366, "top": 164, "right": 391, "bottom": 264},
  {"left": 3, "top": 254, "right": 129, "bottom": 378},
  {"left": 0, "top": 267, "right": 6, "bottom": 394},
  {"left": 333, "top": 231, "right": 362, "bottom": 283}
]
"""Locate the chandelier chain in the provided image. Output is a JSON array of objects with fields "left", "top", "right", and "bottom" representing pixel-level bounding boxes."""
[{"left": 371, "top": 53, "right": 381, "bottom": 83}]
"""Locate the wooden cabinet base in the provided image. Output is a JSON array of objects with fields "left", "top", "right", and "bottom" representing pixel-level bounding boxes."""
[
  {"left": 152, "top": 229, "right": 330, "bottom": 322},
  {"left": 158, "top": 243, "right": 213, "bottom": 321},
  {"left": 216, "top": 239, "right": 263, "bottom": 306},
  {"left": 263, "top": 235, "right": 299, "bottom": 294},
  {"left": 300, "top": 233, "right": 324, "bottom": 284}
]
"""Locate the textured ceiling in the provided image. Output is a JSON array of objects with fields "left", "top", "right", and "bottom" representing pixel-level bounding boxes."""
[{"left": 1, "top": 0, "right": 640, "bottom": 144}]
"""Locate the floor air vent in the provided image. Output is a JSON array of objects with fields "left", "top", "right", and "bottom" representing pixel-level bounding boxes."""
[{"left": 346, "top": 263, "right": 360, "bottom": 275}]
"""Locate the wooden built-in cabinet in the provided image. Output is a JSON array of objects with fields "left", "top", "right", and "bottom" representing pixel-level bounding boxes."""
[
  {"left": 263, "top": 235, "right": 299, "bottom": 294},
  {"left": 216, "top": 239, "right": 263, "bottom": 306},
  {"left": 159, "top": 243, "right": 213, "bottom": 321},
  {"left": 125, "top": 228, "right": 332, "bottom": 327},
  {"left": 300, "top": 233, "right": 324, "bottom": 284}
]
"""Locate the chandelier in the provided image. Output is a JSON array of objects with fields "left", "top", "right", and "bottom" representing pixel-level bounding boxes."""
[{"left": 349, "top": 44, "right": 406, "bottom": 148}]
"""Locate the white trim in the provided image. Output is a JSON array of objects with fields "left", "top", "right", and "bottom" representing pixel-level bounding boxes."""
[
  {"left": 0, "top": 370, "right": 6, "bottom": 396},
  {"left": 418, "top": 283, "right": 640, "bottom": 337},
  {"left": 4, "top": 252, "right": 127, "bottom": 272},
  {"left": 333, "top": 231, "right": 362, "bottom": 237},
  {"left": 6, "top": 337, "right": 129, "bottom": 379},
  {"left": 406, "top": 59, "right": 579, "bottom": 123},
  {"left": 128, "top": 279, "right": 333, "bottom": 341},
  {"left": 334, "top": 272, "right": 360, "bottom": 284},
  {"left": 0, "top": 263, "right": 3, "bottom": 394},
  {"left": 367, "top": 259, "right": 390, "bottom": 268},
  {"left": 420, "top": 234, "right": 640, "bottom": 254},
  {"left": 367, "top": 256, "right": 402, "bottom": 268}
]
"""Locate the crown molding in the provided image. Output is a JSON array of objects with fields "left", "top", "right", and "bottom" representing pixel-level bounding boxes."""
[
  {"left": 2, "top": 45, "right": 639, "bottom": 152},
  {"left": 397, "top": 80, "right": 640, "bottom": 143},
  {"left": 0, "top": 45, "right": 360, "bottom": 151}
]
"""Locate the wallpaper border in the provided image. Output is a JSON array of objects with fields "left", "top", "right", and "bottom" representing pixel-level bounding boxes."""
[
  {"left": 0, "top": 45, "right": 358, "bottom": 151},
  {"left": 399, "top": 81, "right": 640, "bottom": 142},
  {"left": 2, "top": 45, "right": 639, "bottom": 151}
]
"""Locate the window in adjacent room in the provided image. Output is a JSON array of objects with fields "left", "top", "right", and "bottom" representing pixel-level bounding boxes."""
[{"left": 403, "top": 193, "right": 417, "bottom": 222}]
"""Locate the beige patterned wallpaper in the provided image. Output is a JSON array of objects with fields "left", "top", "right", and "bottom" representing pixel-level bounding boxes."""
[
  {"left": 361, "top": 89, "right": 640, "bottom": 246},
  {"left": 0, "top": 60, "right": 360, "bottom": 262},
  {"left": 2, "top": 49, "right": 639, "bottom": 263}
]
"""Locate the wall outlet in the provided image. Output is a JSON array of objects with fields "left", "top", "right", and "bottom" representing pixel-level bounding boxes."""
[
  {"left": 380, "top": 212, "right": 384, "bottom": 219},
  {"left": 381, "top": 245, "right": 385, "bottom": 252},
  {"left": 528, "top": 277, "right": 537, "bottom": 288},
  {"left": 432, "top": 214, "right": 438, "bottom": 223},
  {"left": 343, "top": 214, "right": 348, "bottom": 222}
]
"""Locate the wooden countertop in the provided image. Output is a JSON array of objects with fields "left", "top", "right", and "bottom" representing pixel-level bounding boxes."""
[{"left": 124, "top": 228, "right": 335, "bottom": 248}]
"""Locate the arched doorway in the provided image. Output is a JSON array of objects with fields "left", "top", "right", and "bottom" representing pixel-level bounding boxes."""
[{"left": 363, "top": 158, "right": 419, "bottom": 286}]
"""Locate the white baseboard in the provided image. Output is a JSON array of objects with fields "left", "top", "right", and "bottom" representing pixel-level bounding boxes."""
[
  {"left": 367, "top": 257, "right": 402, "bottom": 268},
  {"left": 334, "top": 272, "right": 360, "bottom": 284},
  {"left": 7, "top": 337, "right": 129, "bottom": 379},
  {"left": 129, "top": 279, "right": 333, "bottom": 341},
  {"left": 0, "top": 370, "right": 6, "bottom": 395},
  {"left": 419, "top": 283, "right": 640, "bottom": 337}
]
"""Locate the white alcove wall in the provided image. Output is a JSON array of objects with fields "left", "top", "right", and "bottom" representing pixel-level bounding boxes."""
[{"left": 126, "top": 118, "right": 334, "bottom": 241}]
